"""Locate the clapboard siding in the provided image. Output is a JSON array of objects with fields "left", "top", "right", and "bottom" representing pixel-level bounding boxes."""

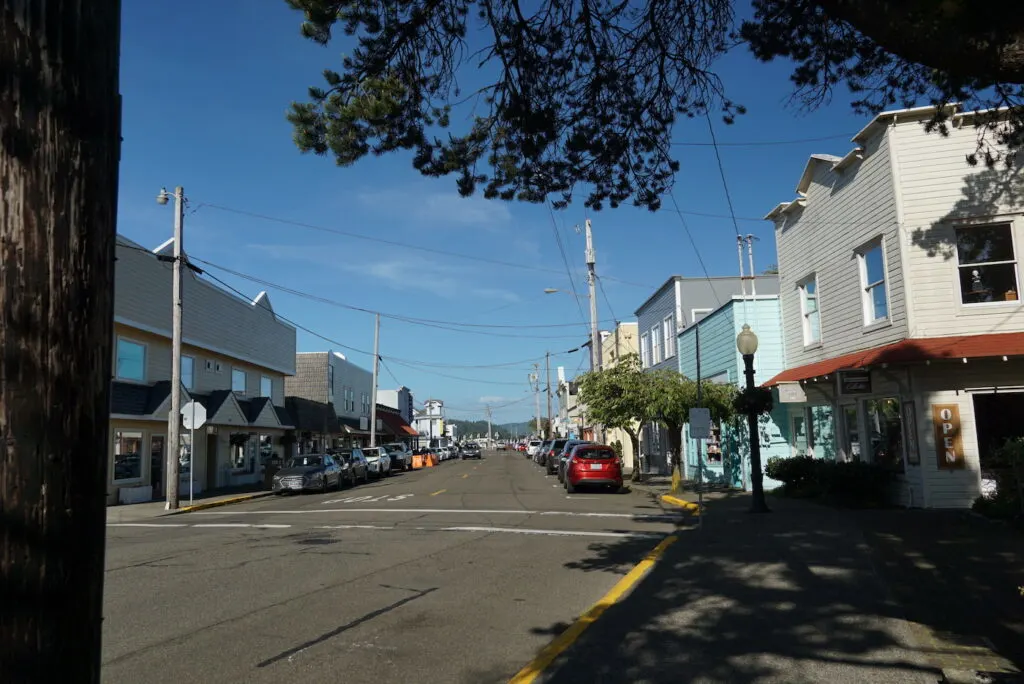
[
  {"left": 889, "top": 119, "right": 1024, "bottom": 337},
  {"left": 775, "top": 132, "right": 908, "bottom": 369}
]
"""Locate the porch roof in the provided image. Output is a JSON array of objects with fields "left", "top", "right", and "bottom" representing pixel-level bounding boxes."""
[
  {"left": 379, "top": 410, "right": 418, "bottom": 437},
  {"left": 763, "top": 332, "right": 1024, "bottom": 386}
]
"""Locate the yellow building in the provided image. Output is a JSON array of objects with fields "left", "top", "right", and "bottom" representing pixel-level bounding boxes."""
[{"left": 600, "top": 322, "right": 640, "bottom": 470}]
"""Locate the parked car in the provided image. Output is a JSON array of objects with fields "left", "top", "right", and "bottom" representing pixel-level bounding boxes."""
[
  {"left": 557, "top": 440, "right": 592, "bottom": 482},
  {"left": 564, "top": 444, "right": 623, "bottom": 493},
  {"left": 363, "top": 447, "right": 392, "bottom": 478},
  {"left": 461, "top": 442, "right": 482, "bottom": 459},
  {"left": 544, "top": 439, "right": 570, "bottom": 475},
  {"left": 272, "top": 453, "right": 344, "bottom": 493},
  {"left": 333, "top": 448, "right": 370, "bottom": 485},
  {"left": 383, "top": 443, "right": 411, "bottom": 471},
  {"left": 526, "top": 439, "right": 543, "bottom": 458},
  {"left": 535, "top": 440, "right": 553, "bottom": 465}
]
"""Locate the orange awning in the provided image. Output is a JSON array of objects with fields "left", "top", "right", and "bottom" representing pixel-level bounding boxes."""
[{"left": 764, "top": 332, "right": 1024, "bottom": 386}]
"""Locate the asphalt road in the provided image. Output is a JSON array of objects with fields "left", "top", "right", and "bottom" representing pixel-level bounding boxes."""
[{"left": 102, "top": 451, "right": 682, "bottom": 684}]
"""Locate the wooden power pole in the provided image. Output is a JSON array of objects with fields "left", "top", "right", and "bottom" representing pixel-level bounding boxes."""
[{"left": 0, "top": 1, "right": 122, "bottom": 681}]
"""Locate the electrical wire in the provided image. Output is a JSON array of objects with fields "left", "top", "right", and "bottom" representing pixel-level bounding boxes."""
[
  {"left": 596, "top": 276, "right": 618, "bottom": 324},
  {"left": 197, "top": 202, "right": 657, "bottom": 289},
  {"left": 672, "top": 132, "right": 851, "bottom": 147},
  {"left": 547, "top": 202, "right": 589, "bottom": 334},
  {"left": 666, "top": 190, "right": 722, "bottom": 309},
  {"left": 705, "top": 113, "right": 744, "bottom": 240}
]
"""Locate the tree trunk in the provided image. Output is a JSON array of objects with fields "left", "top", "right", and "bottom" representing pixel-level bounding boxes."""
[
  {"left": 625, "top": 427, "right": 641, "bottom": 482},
  {"left": 0, "top": 2, "right": 121, "bottom": 682},
  {"left": 666, "top": 421, "right": 683, "bottom": 474}
]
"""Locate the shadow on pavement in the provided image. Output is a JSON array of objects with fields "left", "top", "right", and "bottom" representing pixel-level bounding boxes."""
[{"left": 531, "top": 494, "right": 1024, "bottom": 683}]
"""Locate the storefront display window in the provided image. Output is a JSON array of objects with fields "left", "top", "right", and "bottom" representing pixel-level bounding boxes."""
[
  {"left": 113, "top": 430, "right": 143, "bottom": 482},
  {"left": 842, "top": 405, "right": 860, "bottom": 461},
  {"left": 866, "top": 397, "right": 904, "bottom": 471}
]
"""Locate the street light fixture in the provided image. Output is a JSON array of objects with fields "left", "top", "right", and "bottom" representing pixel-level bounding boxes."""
[{"left": 736, "top": 324, "right": 770, "bottom": 513}]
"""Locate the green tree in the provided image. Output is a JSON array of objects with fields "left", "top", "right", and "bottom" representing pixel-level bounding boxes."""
[
  {"left": 286, "top": 0, "right": 1024, "bottom": 212},
  {"left": 648, "top": 370, "right": 737, "bottom": 477},
  {"left": 530, "top": 417, "right": 551, "bottom": 436},
  {"left": 577, "top": 354, "right": 653, "bottom": 481}
]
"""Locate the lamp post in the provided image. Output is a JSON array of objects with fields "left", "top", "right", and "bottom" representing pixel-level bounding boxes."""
[{"left": 736, "top": 324, "right": 771, "bottom": 513}]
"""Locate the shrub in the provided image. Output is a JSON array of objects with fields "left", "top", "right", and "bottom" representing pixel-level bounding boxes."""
[
  {"left": 767, "top": 455, "right": 894, "bottom": 507},
  {"left": 974, "top": 437, "right": 1023, "bottom": 522}
]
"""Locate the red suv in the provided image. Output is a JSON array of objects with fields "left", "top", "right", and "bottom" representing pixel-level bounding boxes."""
[{"left": 564, "top": 444, "right": 623, "bottom": 493}]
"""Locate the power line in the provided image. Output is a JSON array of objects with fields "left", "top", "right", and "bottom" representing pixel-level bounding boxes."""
[
  {"left": 547, "top": 202, "right": 589, "bottom": 334},
  {"left": 197, "top": 202, "right": 657, "bottom": 289},
  {"left": 705, "top": 113, "right": 743, "bottom": 240},
  {"left": 672, "top": 132, "right": 851, "bottom": 147},
  {"left": 596, "top": 276, "right": 618, "bottom": 324},
  {"left": 667, "top": 190, "right": 722, "bottom": 308},
  {"left": 187, "top": 254, "right": 617, "bottom": 335}
]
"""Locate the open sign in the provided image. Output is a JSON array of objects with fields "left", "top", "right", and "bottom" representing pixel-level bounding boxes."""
[{"left": 932, "top": 404, "right": 965, "bottom": 470}]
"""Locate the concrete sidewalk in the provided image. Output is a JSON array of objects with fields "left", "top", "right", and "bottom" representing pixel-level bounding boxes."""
[
  {"left": 105, "top": 488, "right": 273, "bottom": 523},
  {"left": 541, "top": 494, "right": 993, "bottom": 683}
]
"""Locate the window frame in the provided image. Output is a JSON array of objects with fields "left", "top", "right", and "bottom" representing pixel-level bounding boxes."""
[
  {"left": 953, "top": 220, "right": 1021, "bottom": 308},
  {"left": 115, "top": 337, "right": 147, "bottom": 383},
  {"left": 181, "top": 355, "right": 195, "bottom": 390},
  {"left": 112, "top": 429, "right": 145, "bottom": 484},
  {"left": 231, "top": 368, "right": 247, "bottom": 394},
  {"left": 640, "top": 332, "right": 650, "bottom": 367},
  {"left": 260, "top": 375, "right": 272, "bottom": 398},
  {"left": 691, "top": 308, "right": 713, "bottom": 324},
  {"left": 662, "top": 315, "right": 676, "bottom": 358},
  {"left": 650, "top": 325, "right": 662, "bottom": 365},
  {"left": 798, "top": 274, "right": 822, "bottom": 346},
  {"left": 856, "top": 238, "right": 890, "bottom": 326}
]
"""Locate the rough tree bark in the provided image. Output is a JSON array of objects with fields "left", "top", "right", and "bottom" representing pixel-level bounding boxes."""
[
  {"left": 625, "top": 428, "right": 642, "bottom": 482},
  {"left": 0, "top": 1, "right": 121, "bottom": 681}
]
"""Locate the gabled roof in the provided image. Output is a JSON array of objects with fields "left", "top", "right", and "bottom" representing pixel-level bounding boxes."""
[
  {"left": 194, "top": 390, "right": 248, "bottom": 427},
  {"left": 111, "top": 382, "right": 152, "bottom": 415},
  {"left": 764, "top": 333, "right": 1024, "bottom": 386},
  {"left": 238, "top": 396, "right": 282, "bottom": 428},
  {"left": 796, "top": 154, "right": 844, "bottom": 195},
  {"left": 275, "top": 405, "right": 294, "bottom": 428}
]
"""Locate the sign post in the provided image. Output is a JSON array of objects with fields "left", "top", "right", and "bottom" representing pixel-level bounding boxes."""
[{"left": 181, "top": 401, "right": 208, "bottom": 505}]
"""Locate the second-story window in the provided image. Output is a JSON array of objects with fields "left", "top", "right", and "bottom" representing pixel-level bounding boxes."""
[
  {"left": 956, "top": 222, "right": 1020, "bottom": 305},
  {"left": 663, "top": 315, "right": 676, "bottom": 358},
  {"left": 181, "top": 355, "right": 194, "bottom": 390},
  {"left": 260, "top": 375, "right": 272, "bottom": 398},
  {"left": 640, "top": 333, "right": 650, "bottom": 368},
  {"left": 651, "top": 325, "right": 662, "bottom": 364},
  {"left": 799, "top": 276, "right": 821, "bottom": 345},
  {"left": 232, "top": 368, "right": 247, "bottom": 394},
  {"left": 858, "top": 240, "right": 889, "bottom": 324},
  {"left": 115, "top": 338, "right": 146, "bottom": 382}
]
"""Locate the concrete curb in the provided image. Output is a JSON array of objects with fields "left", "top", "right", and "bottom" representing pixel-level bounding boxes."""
[{"left": 170, "top": 491, "right": 273, "bottom": 514}]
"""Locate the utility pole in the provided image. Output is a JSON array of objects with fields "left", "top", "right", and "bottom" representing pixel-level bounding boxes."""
[
  {"left": 369, "top": 313, "right": 380, "bottom": 447},
  {"left": 162, "top": 186, "right": 185, "bottom": 511},
  {"left": 746, "top": 234, "right": 758, "bottom": 296},
  {"left": 545, "top": 351, "right": 553, "bottom": 439},
  {"left": 531, "top": 364, "right": 541, "bottom": 436},
  {"left": 584, "top": 219, "right": 600, "bottom": 371},
  {"left": 485, "top": 405, "right": 493, "bottom": 447}
]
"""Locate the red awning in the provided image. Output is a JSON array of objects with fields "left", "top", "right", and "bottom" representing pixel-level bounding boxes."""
[
  {"left": 378, "top": 411, "right": 418, "bottom": 437},
  {"left": 764, "top": 332, "right": 1024, "bottom": 386}
]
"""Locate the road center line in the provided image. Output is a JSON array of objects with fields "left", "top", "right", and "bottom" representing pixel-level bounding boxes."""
[
  {"left": 191, "top": 523, "right": 292, "bottom": 529},
  {"left": 461, "top": 474, "right": 468, "bottom": 479},
  {"left": 430, "top": 489, "right": 446, "bottom": 496},
  {"left": 443, "top": 526, "right": 660, "bottom": 539},
  {"left": 107, "top": 523, "right": 188, "bottom": 528}
]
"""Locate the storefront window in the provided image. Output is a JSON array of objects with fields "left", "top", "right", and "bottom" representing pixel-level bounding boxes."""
[
  {"left": 151, "top": 435, "right": 165, "bottom": 494},
  {"left": 865, "top": 397, "right": 904, "bottom": 471},
  {"left": 842, "top": 405, "right": 860, "bottom": 461},
  {"left": 230, "top": 433, "right": 254, "bottom": 472},
  {"left": 792, "top": 415, "right": 808, "bottom": 456},
  {"left": 259, "top": 434, "right": 275, "bottom": 465},
  {"left": 113, "top": 430, "right": 143, "bottom": 482},
  {"left": 706, "top": 423, "right": 723, "bottom": 464}
]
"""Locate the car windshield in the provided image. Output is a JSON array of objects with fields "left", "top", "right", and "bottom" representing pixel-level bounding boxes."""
[
  {"left": 335, "top": 451, "right": 354, "bottom": 461},
  {"left": 286, "top": 456, "right": 323, "bottom": 467},
  {"left": 466, "top": 443, "right": 478, "bottom": 448},
  {"left": 364, "top": 448, "right": 380, "bottom": 457},
  {"left": 576, "top": 448, "right": 617, "bottom": 460}
]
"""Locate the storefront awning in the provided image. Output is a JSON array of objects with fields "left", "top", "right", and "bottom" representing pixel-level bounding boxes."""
[
  {"left": 378, "top": 411, "right": 418, "bottom": 437},
  {"left": 764, "top": 332, "right": 1024, "bottom": 387}
]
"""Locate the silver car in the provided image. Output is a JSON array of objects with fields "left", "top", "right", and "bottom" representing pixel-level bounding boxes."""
[{"left": 363, "top": 447, "right": 392, "bottom": 478}]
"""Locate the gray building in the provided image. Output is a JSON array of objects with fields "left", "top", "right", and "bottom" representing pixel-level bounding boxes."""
[
  {"left": 285, "top": 351, "right": 373, "bottom": 449},
  {"left": 634, "top": 275, "right": 780, "bottom": 473},
  {"left": 378, "top": 386, "right": 415, "bottom": 424}
]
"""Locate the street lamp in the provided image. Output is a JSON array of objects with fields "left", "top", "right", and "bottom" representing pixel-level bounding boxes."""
[{"left": 736, "top": 324, "right": 771, "bottom": 513}]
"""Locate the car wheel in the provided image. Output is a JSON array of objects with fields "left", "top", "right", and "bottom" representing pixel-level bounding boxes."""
[
  {"left": 336, "top": 473, "right": 343, "bottom": 491},
  {"left": 321, "top": 476, "right": 329, "bottom": 494},
  {"left": 566, "top": 479, "right": 576, "bottom": 494}
]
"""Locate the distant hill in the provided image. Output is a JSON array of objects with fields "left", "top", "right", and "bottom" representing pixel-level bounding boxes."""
[{"left": 448, "top": 419, "right": 534, "bottom": 440}]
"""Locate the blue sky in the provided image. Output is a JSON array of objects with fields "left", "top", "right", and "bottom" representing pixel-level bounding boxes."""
[{"left": 119, "top": 1, "right": 870, "bottom": 423}]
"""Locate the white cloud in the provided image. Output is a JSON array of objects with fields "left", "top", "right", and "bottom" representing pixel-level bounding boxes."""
[{"left": 356, "top": 187, "right": 512, "bottom": 230}]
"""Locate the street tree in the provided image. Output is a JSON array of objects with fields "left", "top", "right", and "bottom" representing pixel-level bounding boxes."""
[
  {"left": 1, "top": 1, "right": 121, "bottom": 681},
  {"left": 285, "top": 0, "right": 1024, "bottom": 212},
  {"left": 576, "top": 354, "right": 653, "bottom": 481},
  {"left": 531, "top": 417, "right": 551, "bottom": 436},
  {"left": 648, "top": 370, "right": 737, "bottom": 478}
]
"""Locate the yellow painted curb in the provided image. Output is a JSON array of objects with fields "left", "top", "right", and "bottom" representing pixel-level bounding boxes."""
[
  {"left": 175, "top": 493, "right": 267, "bottom": 514},
  {"left": 660, "top": 494, "right": 700, "bottom": 512},
  {"left": 508, "top": 534, "right": 678, "bottom": 684}
]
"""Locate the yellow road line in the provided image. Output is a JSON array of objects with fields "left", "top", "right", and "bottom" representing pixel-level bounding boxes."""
[
  {"left": 461, "top": 474, "right": 469, "bottom": 479},
  {"left": 508, "top": 534, "right": 678, "bottom": 684},
  {"left": 660, "top": 494, "right": 699, "bottom": 512},
  {"left": 430, "top": 489, "right": 446, "bottom": 496},
  {"left": 176, "top": 493, "right": 267, "bottom": 514}
]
